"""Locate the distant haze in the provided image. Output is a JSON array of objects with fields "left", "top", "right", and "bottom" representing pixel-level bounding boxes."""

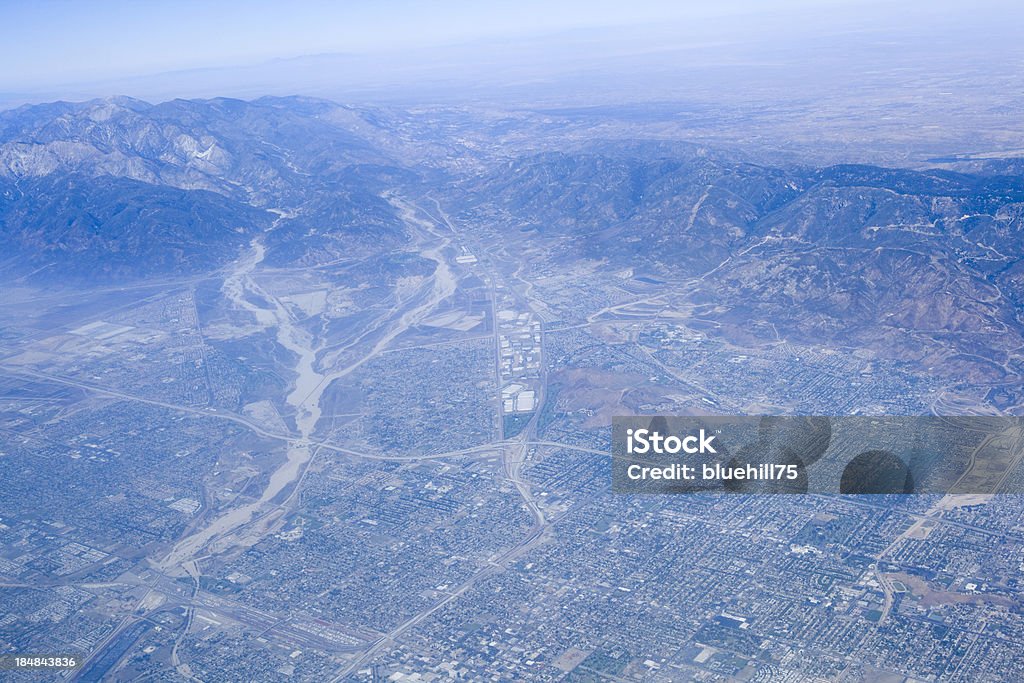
[{"left": 3, "top": 0, "right": 1022, "bottom": 107}]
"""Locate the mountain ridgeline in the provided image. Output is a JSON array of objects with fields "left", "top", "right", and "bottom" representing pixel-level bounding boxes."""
[
  {"left": 0, "top": 96, "right": 409, "bottom": 279},
  {"left": 2, "top": 96, "right": 1023, "bottom": 366}
]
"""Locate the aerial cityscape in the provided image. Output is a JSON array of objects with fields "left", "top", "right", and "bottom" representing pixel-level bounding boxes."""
[{"left": 2, "top": 1, "right": 1024, "bottom": 681}]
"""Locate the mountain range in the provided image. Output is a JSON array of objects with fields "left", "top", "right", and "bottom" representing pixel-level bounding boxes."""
[{"left": 2, "top": 96, "right": 1023, "bottom": 376}]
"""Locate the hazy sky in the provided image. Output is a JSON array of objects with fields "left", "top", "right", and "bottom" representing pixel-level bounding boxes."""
[
  {"left": 2, "top": 0, "right": 892, "bottom": 89},
  {"left": 2, "top": 0, "right": 1021, "bottom": 107}
]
